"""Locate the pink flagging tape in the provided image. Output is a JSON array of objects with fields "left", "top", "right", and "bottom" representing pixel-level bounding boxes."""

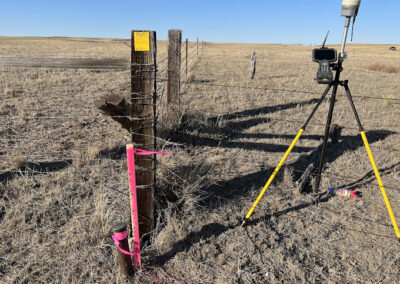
[
  {"left": 112, "top": 231, "right": 134, "bottom": 255},
  {"left": 126, "top": 144, "right": 172, "bottom": 269}
]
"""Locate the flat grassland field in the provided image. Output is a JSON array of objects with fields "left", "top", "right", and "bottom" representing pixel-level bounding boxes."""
[{"left": 1, "top": 37, "right": 400, "bottom": 283}]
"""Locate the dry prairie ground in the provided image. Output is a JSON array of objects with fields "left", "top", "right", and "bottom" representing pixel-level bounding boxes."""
[{"left": 1, "top": 37, "right": 400, "bottom": 283}]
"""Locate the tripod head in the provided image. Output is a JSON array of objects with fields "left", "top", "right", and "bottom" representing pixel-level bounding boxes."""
[{"left": 312, "top": 0, "right": 361, "bottom": 84}]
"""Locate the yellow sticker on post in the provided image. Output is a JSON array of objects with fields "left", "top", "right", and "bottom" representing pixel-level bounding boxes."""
[{"left": 134, "top": 32, "right": 150, "bottom": 51}]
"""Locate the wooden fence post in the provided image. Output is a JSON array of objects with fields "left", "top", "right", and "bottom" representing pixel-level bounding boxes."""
[
  {"left": 185, "top": 38, "right": 188, "bottom": 78},
  {"left": 167, "top": 29, "right": 182, "bottom": 123},
  {"left": 197, "top": 38, "right": 199, "bottom": 58},
  {"left": 131, "top": 30, "right": 157, "bottom": 240},
  {"left": 112, "top": 222, "right": 134, "bottom": 277},
  {"left": 250, "top": 52, "right": 256, "bottom": 79}
]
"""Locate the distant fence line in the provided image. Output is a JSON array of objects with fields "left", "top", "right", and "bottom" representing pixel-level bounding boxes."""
[
  {"left": 0, "top": 57, "right": 130, "bottom": 70},
  {"left": 0, "top": 38, "right": 200, "bottom": 71}
]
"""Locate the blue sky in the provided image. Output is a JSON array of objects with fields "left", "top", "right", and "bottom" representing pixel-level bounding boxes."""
[{"left": 0, "top": 0, "right": 399, "bottom": 44}]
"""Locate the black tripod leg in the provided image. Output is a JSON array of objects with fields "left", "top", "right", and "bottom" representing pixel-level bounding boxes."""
[
  {"left": 301, "top": 83, "right": 332, "bottom": 130},
  {"left": 314, "top": 83, "right": 339, "bottom": 193},
  {"left": 343, "top": 80, "right": 363, "bottom": 131}
]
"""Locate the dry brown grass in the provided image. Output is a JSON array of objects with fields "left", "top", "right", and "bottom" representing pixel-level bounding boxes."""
[
  {"left": 365, "top": 61, "right": 400, "bottom": 73},
  {"left": 1, "top": 37, "right": 400, "bottom": 283}
]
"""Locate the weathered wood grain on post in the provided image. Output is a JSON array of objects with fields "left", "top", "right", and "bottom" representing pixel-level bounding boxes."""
[
  {"left": 167, "top": 30, "right": 182, "bottom": 123},
  {"left": 131, "top": 30, "right": 157, "bottom": 240}
]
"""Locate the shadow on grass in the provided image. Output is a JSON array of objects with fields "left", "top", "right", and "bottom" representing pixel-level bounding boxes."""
[
  {"left": 152, "top": 194, "right": 332, "bottom": 267},
  {"left": 168, "top": 98, "right": 327, "bottom": 152},
  {"left": 200, "top": 130, "right": 394, "bottom": 208},
  {"left": 338, "top": 161, "right": 400, "bottom": 190},
  {"left": 207, "top": 98, "right": 321, "bottom": 122},
  {"left": 96, "top": 144, "right": 126, "bottom": 160},
  {"left": 0, "top": 159, "right": 72, "bottom": 184},
  {"left": 169, "top": 131, "right": 315, "bottom": 153}
]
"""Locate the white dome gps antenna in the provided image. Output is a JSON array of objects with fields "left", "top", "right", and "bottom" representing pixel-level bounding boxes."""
[{"left": 340, "top": 0, "right": 361, "bottom": 60}]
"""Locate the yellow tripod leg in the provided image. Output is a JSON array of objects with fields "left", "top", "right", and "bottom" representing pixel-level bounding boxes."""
[
  {"left": 245, "top": 129, "right": 304, "bottom": 219},
  {"left": 360, "top": 131, "right": 400, "bottom": 239}
]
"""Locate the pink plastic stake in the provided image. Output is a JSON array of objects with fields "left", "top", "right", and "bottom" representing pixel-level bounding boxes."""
[
  {"left": 126, "top": 144, "right": 142, "bottom": 269},
  {"left": 126, "top": 144, "right": 172, "bottom": 269}
]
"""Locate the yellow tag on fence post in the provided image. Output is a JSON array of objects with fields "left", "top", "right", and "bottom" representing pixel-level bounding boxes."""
[{"left": 134, "top": 32, "right": 150, "bottom": 51}]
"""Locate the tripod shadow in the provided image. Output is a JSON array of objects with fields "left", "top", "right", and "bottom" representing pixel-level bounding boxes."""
[
  {"left": 169, "top": 97, "right": 324, "bottom": 152},
  {"left": 207, "top": 98, "right": 321, "bottom": 122},
  {"left": 338, "top": 161, "right": 400, "bottom": 190},
  {"left": 289, "top": 130, "right": 396, "bottom": 181},
  {"left": 200, "top": 130, "right": 394, "bottom": 208},
  {"left": 168, "top": 131, "right": 315, "bottom": 153}
]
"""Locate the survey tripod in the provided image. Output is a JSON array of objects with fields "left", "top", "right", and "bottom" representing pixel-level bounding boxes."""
[{"left": 243, "top": 7, "right": 400, "bottom": 239}]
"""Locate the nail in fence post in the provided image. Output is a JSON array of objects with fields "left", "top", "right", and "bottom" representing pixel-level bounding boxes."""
[
  {"left": 131, "top": 30, "right": 157, "bottom": 241},
  {"left": 186, "top": 38, "right": 188, "bottom": 78},
  {"left": 167, "top": 29, "right": 182, "bottom": 124},
  {"left": 112, "top": 222, "right": 134, "bottom": 277}
]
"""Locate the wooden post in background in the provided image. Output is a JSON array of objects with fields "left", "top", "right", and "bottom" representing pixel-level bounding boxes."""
[
  {"left": 250, "top": 52, "right": 256, "bottom": 80},
  {"left": 131, "top": 30, "right": 157, "bottom": 240},
  {"left": 167, "top": 29, "right": 182, "bottom": 124},
  {"left": 197, "top": 38, "right": 199, "bottom": 58},
  {"left": 112, "top": 222, "right": 134, "bottom": 277},
  {"left": 185, "top": 38, "right": 188, "bottom": 78}
]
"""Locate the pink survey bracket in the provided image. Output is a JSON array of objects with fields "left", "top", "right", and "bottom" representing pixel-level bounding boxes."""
[{"left": 126, "top": 144, "right": 172, "bottom": 269}]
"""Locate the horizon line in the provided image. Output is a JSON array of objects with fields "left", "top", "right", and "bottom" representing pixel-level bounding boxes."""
[{"left": 0, "top": 35, "right": 398, "bottom": 46}]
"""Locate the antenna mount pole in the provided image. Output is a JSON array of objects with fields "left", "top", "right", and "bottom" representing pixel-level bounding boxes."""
[{"left": 340, "top": 16, "right": 351, "bottom": 60}]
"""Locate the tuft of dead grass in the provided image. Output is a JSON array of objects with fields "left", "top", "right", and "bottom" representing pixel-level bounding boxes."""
[
  {"left": 365, "top": 61, "right": 400, "bottom": 73},
  {"left": 87, "top": 144, "right": 101, "bottom": 160}
]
